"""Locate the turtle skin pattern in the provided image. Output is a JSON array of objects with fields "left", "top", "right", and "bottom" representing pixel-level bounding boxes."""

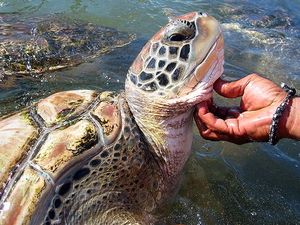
[{"left": 0, "top": 90, "right": 161, "bottom": 225}]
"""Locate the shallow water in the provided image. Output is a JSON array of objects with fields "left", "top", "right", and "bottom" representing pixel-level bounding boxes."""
[{"left": 0, "top": 0, "right": 300, "bottom": 224}]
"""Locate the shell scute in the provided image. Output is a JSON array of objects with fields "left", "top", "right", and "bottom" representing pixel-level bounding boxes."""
[
  {"left": 0, "top": 167, "right": 46, "bottom": 225},
  {"left": 91, "top": 99, "right": 121, "bottom": 145},
  {"left": 0, "top": 111, "right": 38, "bottom": 186},
  {"left": 36, "top": 90, "right": 97, "bottom": 126},
  {"left": 32, "top": 119, "right": 98, "bottom": 178}
]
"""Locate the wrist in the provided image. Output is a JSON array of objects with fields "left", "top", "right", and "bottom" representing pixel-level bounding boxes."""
[{"left": 278, "top": 97, "right": 300, "bottom": 140}]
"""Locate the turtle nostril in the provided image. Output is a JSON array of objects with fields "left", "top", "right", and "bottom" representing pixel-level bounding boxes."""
[{"left": 198, "top": 11, "right": 207, "bottom": 17}]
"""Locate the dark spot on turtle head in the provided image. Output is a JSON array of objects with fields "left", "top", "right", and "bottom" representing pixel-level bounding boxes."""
[
  {"left": 166, "top": 62, "right": 176, "bottom": 72},
  {"left": 169, "top": 47, "right": 178, "bottom": 55},
  {"left": 124, "top": 126, "right": 130, "bottom": 133},
  {"left": 125, "top": 117, "right": 130, "bottom": 124},
  {"left": 48, "top": 209, "right": 55, "bottom": 220},
  {"left": 158, "top": 60, "right": 166, "bottom": 68},
  {"left": 114, "top": 143, "right": 121, "bottom": 151},
  {"left": 73, "top": 167, "right": 90, "bottom": 180},
  {"left": 172, "top": 66, "right": 184, "bottom": 81},
  {"left": 147, "top": 58, "right": 156, "bottom": 69},
  {"left": 142, "top": 82, "right": 157, "bottom": 92},
  {"left": 100, "top": 150, "right": 109, "bottom": 158},
  {"left": 90, "top": 158, "right": 101, "bottom": 167},
  {"left": 157, "top": 74, "right": 169, "bottom": 86},
  {"left": 114, "top": 152, "right": 120, "bottom": 157},
  {"left": 151, "top": 42, "right": 159, "bottom": 53},
  {"left": 58, "top": 182, "right": 72, "bottom": 196},
  {"left": 139, "top": 72, "right": 153, "bottom": 81},
  {"left": 130, "top": 74, "right": 137, "bottom": 84},
  {"left": 54, "top": 198, "right": 62, "bottom": 208},
  {"left": 180, "top": 44, "right": 190, "bottom": 60},
  {"left": 159, "top": 46, "right": 166, "bottom": 56}
]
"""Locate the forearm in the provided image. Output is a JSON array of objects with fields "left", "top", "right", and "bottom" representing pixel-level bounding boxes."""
[{"left": 279, "top": 97, "right": 300, "bottom": 140}]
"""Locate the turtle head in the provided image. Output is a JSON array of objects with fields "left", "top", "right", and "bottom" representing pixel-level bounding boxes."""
[
  {"left": 125, "top": 12, "right": 224, "bottom": 175},
  {"left": 125, "top": 12, "right": 224, "bottom": 105}
]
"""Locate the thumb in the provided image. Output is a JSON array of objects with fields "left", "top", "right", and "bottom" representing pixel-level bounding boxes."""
[{"left": 213, "top": 75, "right": 254, "bottom": 98}]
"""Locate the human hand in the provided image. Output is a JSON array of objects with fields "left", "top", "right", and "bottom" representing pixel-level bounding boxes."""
[{"left": 194, "top": 73, "right": 288, "bottom": 144}]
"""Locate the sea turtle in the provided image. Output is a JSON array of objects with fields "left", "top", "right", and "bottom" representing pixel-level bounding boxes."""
[
  {"left": 0, "top": 14, "right": 135, "bottom": 81},
  {"left": 0, "top": 12, "right": 224, "bottom": 224}
]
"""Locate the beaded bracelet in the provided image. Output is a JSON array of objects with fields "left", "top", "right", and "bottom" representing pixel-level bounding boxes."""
[{"left": 268, "top": 83, "right": 296, "bottom": 145}]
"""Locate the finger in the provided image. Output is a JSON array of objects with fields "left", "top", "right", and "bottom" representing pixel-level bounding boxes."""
[
  {"left": 213, "top": 74, "right": 258, "bottom": 98},
  {"left": 200, "top": 129, "right": 231, "bottom": 141},
  {"left": 194, "top": 113, "right": 208, "bottom": 132},
  {"left": 201, "top": 128, "right": 251, "bottom": 144},
  {"left": 195, "top": 111, "right": 250, "bottom": 144},
  {"left": 194, "top": 114, "right": 229, "bottom": 141},
  {"left": 195, "top": 105, "right": 230, "bottom": 134},
  {"left": 195, "top": 101, "right": 210, "bottom": 116}
]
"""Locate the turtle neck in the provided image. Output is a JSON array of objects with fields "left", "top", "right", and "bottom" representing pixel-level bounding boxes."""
[{"left": 124, "top": 80, "right": 213, "bottom": 177}]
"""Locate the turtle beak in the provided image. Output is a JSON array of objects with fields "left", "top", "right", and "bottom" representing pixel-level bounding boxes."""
[{"left": 178, "top": 14, "right": 224, "bottom": 96}]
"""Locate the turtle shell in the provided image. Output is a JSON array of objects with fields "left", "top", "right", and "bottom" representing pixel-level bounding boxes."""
[
  {"left": 0, "top": 14, "right": 135, "bottom": 80},
  {"left": 0, "top": 90, "right": 160, "bottom": 224}
]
